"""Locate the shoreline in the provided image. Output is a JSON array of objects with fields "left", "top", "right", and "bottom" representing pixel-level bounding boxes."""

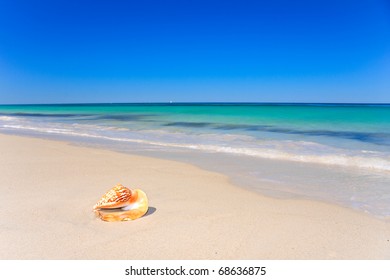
[
  {"left": 1, "top": 133, "right": 390, "bottom": 259},
  {"left": 3, "top": 129, "right": 390, "bottom": 218}
]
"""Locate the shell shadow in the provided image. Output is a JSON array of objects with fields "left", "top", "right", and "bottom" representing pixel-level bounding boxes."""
[{"left": 144, "top": 206, "right": 157, "bottom": 217}]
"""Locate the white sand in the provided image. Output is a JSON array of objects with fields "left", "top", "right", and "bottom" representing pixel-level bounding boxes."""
[{"left": 0, "top": 134, "right": 389, "bottom": 259}]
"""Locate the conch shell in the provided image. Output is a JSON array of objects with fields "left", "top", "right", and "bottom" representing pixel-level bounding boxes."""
[{"left": 93, "top": 184, "right": 148, "bottom": 222}]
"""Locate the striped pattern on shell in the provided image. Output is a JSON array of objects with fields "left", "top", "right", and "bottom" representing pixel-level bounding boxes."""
[{"left": 93, "top": 184, "right": 132, "bottom": 210}]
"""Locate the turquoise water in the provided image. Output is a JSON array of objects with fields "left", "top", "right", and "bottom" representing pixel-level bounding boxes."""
[{"left": 1, "top": 103, "right": 390, "bottom": 217}]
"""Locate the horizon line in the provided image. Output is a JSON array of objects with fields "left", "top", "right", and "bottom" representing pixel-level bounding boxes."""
[{"left": 1, "top": 102, "right": 390, "bottom": 106}]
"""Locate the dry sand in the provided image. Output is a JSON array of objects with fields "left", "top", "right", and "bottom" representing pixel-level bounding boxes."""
[{"left": 0, "top": 133, "right": 389, "bottom": 259}]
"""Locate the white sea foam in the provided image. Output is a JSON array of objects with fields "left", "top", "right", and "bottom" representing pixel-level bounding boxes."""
[{"left": 0, "top": 116, "right": 18, "bottom": 121}]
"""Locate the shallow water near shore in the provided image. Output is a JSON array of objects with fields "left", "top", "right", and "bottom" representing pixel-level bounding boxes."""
[{"left": 1, "top": 103, "right": 390, "bottom": 218}]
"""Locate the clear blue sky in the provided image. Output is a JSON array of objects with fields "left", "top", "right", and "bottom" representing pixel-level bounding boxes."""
[{"left": 0, "top": 0, "right": 389, "bottom": 104}]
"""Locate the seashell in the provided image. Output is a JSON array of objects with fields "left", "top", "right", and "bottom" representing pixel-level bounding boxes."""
[
  {"left": 93, "top": 184, "right": 132, "bottom": 210},
  {"left": 93, "top": 184, "right": 148, "bottom": 222}
]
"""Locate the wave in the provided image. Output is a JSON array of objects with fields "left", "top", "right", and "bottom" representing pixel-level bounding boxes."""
[
  {"left": 0, "top": 112, "right": 90, "bottom": 118},
  {"left": 0, "top": 116, "right": 19, "bottom": 121},
  {"left": 0, "top": 112, "right": 155, "bottom": 121},
  {"left": 164, "top": 121, "right": 390, "bottom": 146},
  {"left": 1, "top": 122, "right": 390, "bottom": 172},
  {"left": 2, "top": 112, "right": 390, "bottom": 146}
]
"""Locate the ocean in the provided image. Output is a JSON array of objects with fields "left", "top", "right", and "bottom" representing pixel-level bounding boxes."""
[{"left": 1, "top": 103, "right": 390, "bottom": 217}]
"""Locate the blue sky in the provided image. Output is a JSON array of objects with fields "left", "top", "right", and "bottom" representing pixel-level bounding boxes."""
[{"left": 0, "top": 0, "right": 389, "bottom": 104}]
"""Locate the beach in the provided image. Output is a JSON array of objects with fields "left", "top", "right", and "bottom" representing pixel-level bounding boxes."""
[
  {"left": 1, "top": 104, "right": 390, "bottom": 217},
  {"left": 1, "top": 133, "right": 389, "bottom": 259}
]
